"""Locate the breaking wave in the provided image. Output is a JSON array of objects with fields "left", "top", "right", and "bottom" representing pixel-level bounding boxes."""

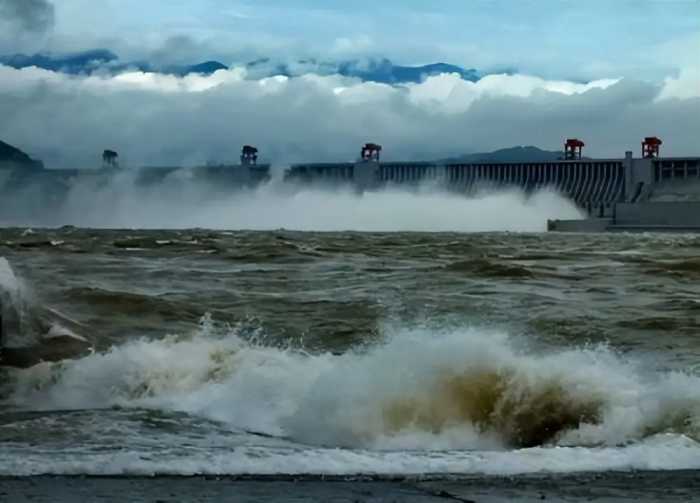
[{"left": 5, "top": 319, "right": 700, "bottom": 453}]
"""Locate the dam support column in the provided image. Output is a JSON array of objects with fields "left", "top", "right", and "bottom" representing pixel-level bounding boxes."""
[
  {"left": 623, "top": 151, "right": 654, "bottom": 203},
  {"left": 633, "top": 157, "right": 654, "bottom": 202},
  {"left": 623, "top": 139, "right": 662, "bottom": 202},
  {"left": 237, "top": 145, "right": 261, "bottom": 186},
  {"left": 623, "top": 151, "right": 634, "bottom": 202},
  {"left": 354, "top": 161, "right": 380, "bottom": 191},
  {"left": 354, "top": 143, "right": 382, "bottom": 192}
]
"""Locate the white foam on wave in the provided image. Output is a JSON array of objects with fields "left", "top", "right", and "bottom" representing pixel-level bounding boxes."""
[
  {"left": 3, "top": 433, "right": 700, "bottom": 477},
  {"left": 6, "top": 320, "right": 700, "bottom": 459}
]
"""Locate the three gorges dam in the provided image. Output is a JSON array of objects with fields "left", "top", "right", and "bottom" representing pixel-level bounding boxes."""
[{"left": 2, "top": 138, "right": 700, "bottom": 230}]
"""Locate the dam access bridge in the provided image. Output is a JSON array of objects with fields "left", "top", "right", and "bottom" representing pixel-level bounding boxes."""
[{"left": 284, "top": 138, "right": 700, "bottom": 217}]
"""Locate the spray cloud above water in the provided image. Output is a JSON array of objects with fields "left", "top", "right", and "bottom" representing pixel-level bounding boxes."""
[{"left": 1, "top": 174, "right": 584, "bottom": 232}]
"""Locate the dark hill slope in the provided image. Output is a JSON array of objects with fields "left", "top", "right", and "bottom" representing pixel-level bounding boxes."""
[{"left": 0, "top": 141, "right": 44, "bottom": 170}]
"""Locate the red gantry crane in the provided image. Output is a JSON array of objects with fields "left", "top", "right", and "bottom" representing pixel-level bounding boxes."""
[
  {"left": 361, "top": 143, "right": 382, "bottom": 162},
  {"left": 564, "top": 138, "right": 585, "bottom": 160},
  {"left": 642, "top": 137, "right": 662, "bottom": 158}
]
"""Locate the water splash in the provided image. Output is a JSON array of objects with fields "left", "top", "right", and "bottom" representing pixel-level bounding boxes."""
[
  {"left": 6, "top": 321, "right": 700, "bottom": 451},
  {"left": 1, "top": 257, "right": 92, "bottom": 364}
]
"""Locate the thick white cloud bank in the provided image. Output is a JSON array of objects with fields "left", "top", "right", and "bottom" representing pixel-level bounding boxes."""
[{"left": 0, "top": 64, "right": 699, "bottom": 170}]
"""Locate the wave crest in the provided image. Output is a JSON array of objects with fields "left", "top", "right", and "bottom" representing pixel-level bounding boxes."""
[{"left": 4, "top": 321, "right": 700, "bottom": 451}]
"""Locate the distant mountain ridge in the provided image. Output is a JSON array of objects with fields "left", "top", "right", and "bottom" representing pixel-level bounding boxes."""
[
  {"left": 245, "top": 57, "right": 481, "bottom": 83},
  {"left": 0, "top": 50, "right": 228, "bottom": 78},
  {"left": 0, "top": 49, "right": 119, "bottom": 74},
  {"left": 0, "top": 49, "right": 483, "bottom": 84},
  {"left": 0, "top": 141, "right": 44, "bottom": 170},
  {"left": 440, "top": 146, "right": 567, "bottom": 163}
]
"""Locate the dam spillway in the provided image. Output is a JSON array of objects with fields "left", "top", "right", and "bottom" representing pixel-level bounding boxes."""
[
  {"left": 286, "top": 156, "right": 696, "bottom": 216},
  {"left": 287, "top": 159, "right": 628, "bottom": 213}
]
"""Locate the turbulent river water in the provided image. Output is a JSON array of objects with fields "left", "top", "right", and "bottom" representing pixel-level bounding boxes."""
[{"left": 2, "top": 223, "right": 700, "bottom": 477}]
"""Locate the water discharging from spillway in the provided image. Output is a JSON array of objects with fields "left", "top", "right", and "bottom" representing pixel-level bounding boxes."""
[{"left": 0, "top": 175, "right": 584, "bottom": 231}]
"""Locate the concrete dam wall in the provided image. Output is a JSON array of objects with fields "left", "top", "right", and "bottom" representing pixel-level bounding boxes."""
[
  {"left": 286, "top": 146, "right": 700, "bottom": 218},
  {"left": 286, "top": 158, "right": 631, "bottom": 215},
  {"left": 3, "top": 140, "right": 699, "bottom": 223}
]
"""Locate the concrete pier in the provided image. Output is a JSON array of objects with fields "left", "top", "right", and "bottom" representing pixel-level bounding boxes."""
[{"left": 547, "top": 155, "right": 700, "bottom": 231}]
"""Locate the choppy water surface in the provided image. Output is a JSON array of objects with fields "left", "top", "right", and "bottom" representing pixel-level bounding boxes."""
[{"left": 2, "top": 228, "right": 700, "bottom": 476}]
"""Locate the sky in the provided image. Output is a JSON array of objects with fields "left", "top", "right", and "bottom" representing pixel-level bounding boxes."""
[
  {"left": 0, "top": 0, "right": 699, "bottom": 168},
  {"left": 1, "top": 0, "right": 697, "bottom": 79}
]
